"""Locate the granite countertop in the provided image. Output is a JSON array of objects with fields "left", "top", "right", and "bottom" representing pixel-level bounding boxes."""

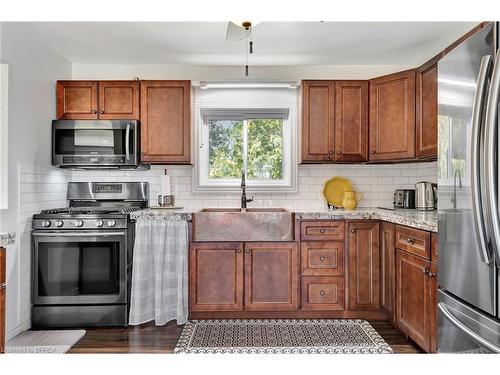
[
  {"left": 0, "top": 232, "right": 16, "bottom": 247},
  {"left": 295, "top": 208, "right": 438, "bottom": 232},
  {"left": 131, "top": 207, "right": 437, "bottom": 232}
]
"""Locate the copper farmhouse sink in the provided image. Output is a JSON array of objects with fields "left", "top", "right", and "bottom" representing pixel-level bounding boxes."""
[{"left": 193, "top": 208, "right": 294, "bottom": 241}]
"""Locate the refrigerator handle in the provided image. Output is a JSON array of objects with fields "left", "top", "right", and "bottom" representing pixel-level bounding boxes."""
[
  {"left": 471, "top": 55, "right": 493, "bottom": 264},
  {"left": 438, "top": 302, "right": 500, "bottom": 353},
  {"left": 485, "top": 51, "right": 500, "bottom": 265}
]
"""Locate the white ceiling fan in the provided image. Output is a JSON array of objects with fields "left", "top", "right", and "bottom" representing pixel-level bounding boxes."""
[{"left": 225, "top": 21, "right": 260, "bottom": 76}]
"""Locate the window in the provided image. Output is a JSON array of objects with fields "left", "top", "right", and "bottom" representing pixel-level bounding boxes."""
[{"left": 196, "top": 109, "right": 295, "bottom": 192}]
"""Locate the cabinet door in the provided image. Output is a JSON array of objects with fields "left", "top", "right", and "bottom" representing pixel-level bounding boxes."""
[
  {"left": 98, "top": 81, "right": 140, "bottom": 120},
  {"left": 334, "top": 81, "right": 368, "bottom": 162},
  {"left": 429, "top": 261, "right": 438, "bottom": 353},
  {"left": 140, "top": 80, "right": 191, "bottom": 164},
  {"left": 369, "top": 70, "right": 416, "bottom": 161},
  {"left": 244, "top": 242, "right": 299, "bottom": 311},
  {"left": 380, "top": 222, "right": 395, "bottom": 321},
  {"left": 0, "top": 286, "right": 4, "bottom": 354},
  {"left": 56, "top": 81, "right": 98, "bottom": 119},
  {"left": 416, "top": 63, "right": 438, "bottom": 159},
  {"left": 347, "top": 221, "right": 380, "bottom": 310},
  {"left": 395, "top": 249, "right": 433, "bottom": 352},
  {"left": 189, "top": 242, "right": 244, "bottom": 311},
  {"left": 301, "top": 81, "right": 335, "bottom": 162}
]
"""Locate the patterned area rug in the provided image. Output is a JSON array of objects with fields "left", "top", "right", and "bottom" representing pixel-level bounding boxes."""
[{"left": 174, "top": 319, "right": 393, "bottom": 354}]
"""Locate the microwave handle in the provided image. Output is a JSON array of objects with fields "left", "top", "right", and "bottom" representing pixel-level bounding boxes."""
[{"left": 125, "top": 123, "right": 131, "bottom": 161}]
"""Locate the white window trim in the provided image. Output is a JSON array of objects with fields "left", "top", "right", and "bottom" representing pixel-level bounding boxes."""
[{"left": 193, "top": 90, "right": 298, "bottom": 193}]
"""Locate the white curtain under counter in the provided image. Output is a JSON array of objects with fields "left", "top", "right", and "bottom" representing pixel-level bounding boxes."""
[{"left": 129, "top": 214, "right": 190, "bottom": 326}]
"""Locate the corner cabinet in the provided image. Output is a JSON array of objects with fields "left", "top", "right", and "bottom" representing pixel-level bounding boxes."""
[
  {"left": 347, "top": 221, "right": 380, "bottom": 311},
  {"left": 416, "top": 62, "right": 438, "bottom": 160},
  {"left": 140, "top": 80, "right": 191, "bottom": 164},
  {"left": 301, "top": 80, "right": 368, "bottom": 163},
  {"left": 56, "top": 80, "right": 140, "bottom": 120},
  {"left": 369, "top": 70, "right": 416, "bottom": 161}
]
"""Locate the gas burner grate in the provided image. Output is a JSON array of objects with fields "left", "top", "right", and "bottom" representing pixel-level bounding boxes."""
[{"left": 40, "top": 206, "right": 143, "bottom": 215}]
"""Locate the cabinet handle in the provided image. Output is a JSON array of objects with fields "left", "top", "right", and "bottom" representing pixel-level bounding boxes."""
[
  {"left": 319, "top": 256, "right": 325, "bottom": 261},
  {"left": 245, "top": 249, "right": 251, "bottom": 254},
  {"left": 371, "top": 150, "right": 376, "bottom": 154},
  {"left": 319, "top": 228, "right": 326, "bottom": 233},
  {"left": 92, "top": 110, "right": 97, "bottom": 114},
  {"left": 237, "top": 249, "right": 242, "bottom": 253},
  {"left": 328, "top": 151, "right": 333, "bottom": 155},
  {"left": 320, "top": 291, "right": 325, "bottom": 296},
  {"left": 100, "top": 109, "right": 105, "bottom": 114},
  {"left": 351, "top": 229, "right": 356, "bottom": 233},
  {"left": 141, "top": 152, "right": 146, "bottom": 156},
  {"left": 336, "top": 151, "right": 341, "bottom": 155},
  {"left": 423, "top": 268, "right": 429, "bottom": 275},
  {"left": 407, "top": 237, "right": 414, "bottom": 245}
]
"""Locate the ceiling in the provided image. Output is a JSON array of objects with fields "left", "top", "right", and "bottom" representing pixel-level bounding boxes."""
[{"left": 21, "top": 22, "right": 478, "bottom": 66}]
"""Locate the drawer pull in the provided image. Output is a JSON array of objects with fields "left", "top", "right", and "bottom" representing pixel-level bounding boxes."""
[
  {"left": 245, "top": 249, "right": 251, "bottom": 254},
  {"left": 407, "top": 237, "right": 415, "bottom": 245},
  {"left": 319, "top": 228, "right": 326, "bottom": 233},
  {"left": 320, "top": 291, "right": 325, "bottom": 296},
  {"left": 319, "top": 256, "right": 326, "bottom": 261},
  {"left": 351, "top": 229, "right": 356, "bottom": 233}
]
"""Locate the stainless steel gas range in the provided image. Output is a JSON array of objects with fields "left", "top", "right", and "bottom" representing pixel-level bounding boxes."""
[{"left": 32, "top": 182, "right": 148, "bottom": 328}]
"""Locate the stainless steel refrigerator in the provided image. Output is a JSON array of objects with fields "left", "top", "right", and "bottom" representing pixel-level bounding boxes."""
[{"left": 438, "top": 22, "right": 500, "bottom": 353}]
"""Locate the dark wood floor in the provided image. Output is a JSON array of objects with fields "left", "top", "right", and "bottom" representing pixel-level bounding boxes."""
[{"left": 68, "top": 320, "right": 423, "bottom": 354}]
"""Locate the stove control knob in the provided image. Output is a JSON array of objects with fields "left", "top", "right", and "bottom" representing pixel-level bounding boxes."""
[
  {"left": 96, "top": 219, "right": 104, "bottom": 228},
  {"left": 54, "top": 220, "right": 63, "bottom": 228},
  {"left": 107, "top": 219, "right": 117, "bottom": 227},
  {"left": 41, "top": 220, "right": 51, "bottom": 228},
  {"left": 75, "top": 219, "right": 84, "bottom": 227}
]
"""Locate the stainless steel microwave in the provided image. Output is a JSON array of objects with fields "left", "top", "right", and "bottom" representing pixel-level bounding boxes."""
[{"left": 52, "top": 120, "right": 148, "bottom": 169}]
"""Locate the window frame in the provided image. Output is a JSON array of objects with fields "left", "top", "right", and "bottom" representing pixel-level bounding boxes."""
[{"left": 194, "top": 107, "right": 297, "bottom": 193}]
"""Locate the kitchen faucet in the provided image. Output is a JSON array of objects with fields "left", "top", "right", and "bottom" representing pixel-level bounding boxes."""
[
  {"left": 241, "top": 170, "right": 254, "bottom": 210},
  {"left": 452, "top": 169, "right": 462, "bottom": 209}
]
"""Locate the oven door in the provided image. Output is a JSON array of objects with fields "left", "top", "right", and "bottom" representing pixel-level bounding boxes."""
[
  {"left": 33, "top": 230, "right": 127, "bottom": 305},
  {"left": 52, "top": 120, "right": 139, "bottom": 167}
]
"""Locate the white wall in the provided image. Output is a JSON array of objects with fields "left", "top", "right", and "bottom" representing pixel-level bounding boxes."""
[
  {"left": 71, "top": 64, "right": 415, "bottom": 81},
  {"left": 0, "top": 23, "right": 72, "bottom": 338}
]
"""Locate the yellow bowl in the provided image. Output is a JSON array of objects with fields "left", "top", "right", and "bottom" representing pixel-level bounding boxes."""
[{"left": 322, "top": 177, "right": 353, "bottom": 208}]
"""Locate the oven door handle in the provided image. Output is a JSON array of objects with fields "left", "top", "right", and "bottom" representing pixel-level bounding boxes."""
[
  {"left": 125, "top": 123, "right": 131, "bottom": 161},
  {"left": 33, "top": 231, "right": 126, "bottom": 237}
]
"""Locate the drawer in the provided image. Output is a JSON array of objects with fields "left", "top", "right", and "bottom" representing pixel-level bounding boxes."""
[
  {"left": 300, "top": 221, "right": 345, "bottom": 241},
  {"left": 301, "top": 241, "right": 344, "bottom": 276},
  {"left": 431, "top": 232, "right": 438, "bottom": 262},
  {"left": 0, "top": 248, "right": 5, "bottom": 285},
  {"left": 301, "top": 276, "right": 345, "bottom": 310},
  {"left": 396, "top": 225, "right": 431, "bottom": 259}
]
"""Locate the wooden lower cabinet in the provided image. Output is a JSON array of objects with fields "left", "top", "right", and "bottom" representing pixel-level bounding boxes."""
[
  {"left": 244, "top": 242, "right": 299, "bottom": 311},
  {"left": 1, "top": 246, "right": 5, "bottom": 354},
  {"left": 395, "top": 249, "right": 436, "bottom": 353},
  {"left": 301, "top": 276, "right": 344, "bottom": 310},
  {"left": 189, "top": 242, "right": 298, "bottom": 312},
  {"left": 347, "top": 221, "right": 380, "bottom": 310},
  {"left": 380, "top": 222, "right": 395, "bottom": 321},
  {"left": 189, "top": 242, "right": 244, "bottom": 311}
]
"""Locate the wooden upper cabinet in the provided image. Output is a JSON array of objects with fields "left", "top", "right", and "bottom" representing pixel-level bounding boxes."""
[
  {"left": 347, "top": 221, "right": 380, "bottom": 311},
  {"left": 396, "top": 249, "right": 436, "bottom": 353},
  {"left": 98, "top": 81, "right": 140, "bottom": 120},
  {"left": 140, "top": 80, "right": 191, "bottom": 164},
  {"left": 369, "top": 70, "right": 416, "bottom": 161},
  {"left": 301, "top": 81, "right": 335, "bottom": 162},
  {"left": 57, "top": 80, "right": 139, "bottom": 120},
  {"left": 244, "top": 242, "right": 299, "bottom": 311},
  {"left": 380, "top": 222, "right": 395, "bottom": 322},
  {"left": 334, "top": 81, "right": 368, "bottom": 162},
  {"left": 189, "top": 242, "right": 244, "bottom": 312},
  {"left": 416, "top": 62, "right": 438, "bottom": 160},
  {"left": 57, "top": 81, "right": 98, "bottom": 119}
]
